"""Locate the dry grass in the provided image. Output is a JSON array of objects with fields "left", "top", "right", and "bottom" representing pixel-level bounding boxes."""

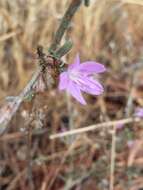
[{"left": 0, "top": 0, "right": 143, "bottom": 189}]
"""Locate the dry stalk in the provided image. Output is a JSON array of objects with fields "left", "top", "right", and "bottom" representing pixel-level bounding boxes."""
[
  {"left": 0, "top": 0, "right": 83, "bottom": 135},
  {"left": 50, "top": 117, "right": 141, "bottom": 139},
  {"left": 109, "top": 125, "right": 116, "bottom": 190}
]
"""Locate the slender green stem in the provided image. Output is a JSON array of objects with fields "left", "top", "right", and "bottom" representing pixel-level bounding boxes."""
[{"left": 49, "top": 0, "right": 82, "bottom": 52}]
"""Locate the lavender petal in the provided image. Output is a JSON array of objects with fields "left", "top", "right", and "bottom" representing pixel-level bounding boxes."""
[
  {"left": 58, "top": 72, "right": 69, "bottom": 90},
  {"left": 67, "top": 81, "right": 86, "bottom": 105},
  {"left": 68, "top": 54, "right": 80, "bottom": 71},
  {"left": 79, "top": 61, "right": 106, "bottom": 74}
]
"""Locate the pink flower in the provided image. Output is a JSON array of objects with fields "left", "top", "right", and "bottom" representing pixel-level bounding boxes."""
[
  {"left": 127, "top": 140, "right": 135, "bottom": 148},
  {"left": 116, "top": 123, "right": 124, "bottom": 129},
  {"left": 135, "top": 107, "right": 143, "bottom": 118},
  {"left": 58, "top": 54, "right": 106, "bottom": 105}
]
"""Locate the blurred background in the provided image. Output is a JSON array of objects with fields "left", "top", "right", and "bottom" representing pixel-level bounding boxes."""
[{"left": 0, "top": 0, "right": 143, "bottom": 189}]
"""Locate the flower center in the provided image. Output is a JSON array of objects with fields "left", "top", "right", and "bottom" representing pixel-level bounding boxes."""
[
  {"left": 69, "top": 70, "right": 80, "bottom": 82},
  {"left": 69, "top": 70, "right": 88, "bottom": 88}
]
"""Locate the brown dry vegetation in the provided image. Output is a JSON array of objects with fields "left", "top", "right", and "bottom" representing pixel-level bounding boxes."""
[{"left": 0, "top": 0, "right": 143, "bottom": 189}]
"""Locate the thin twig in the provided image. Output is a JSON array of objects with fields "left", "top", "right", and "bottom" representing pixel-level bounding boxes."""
[
  {"left": 50, "top": 117, "right": 141, "bottom": 139},
  {"left": 7, "top": 169, "right": 27, "bottom": 190},
  {"left": 0, "top": 128, "right": 48, "bottom": 142},
  {"left": 0, "top": 30, "right": 20, "bottom": 42},
  {"left": 125, "top": 70, "right": 138, "bottom": 117},
  {"left": 109, "top": 125, "right": 116, "bottom": 190},
  {"left": 26, "top": 119, "right": 34, "bottom": 190},
  {"left": 122, "top": 0, "right": 143, "bottom": 6}
]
